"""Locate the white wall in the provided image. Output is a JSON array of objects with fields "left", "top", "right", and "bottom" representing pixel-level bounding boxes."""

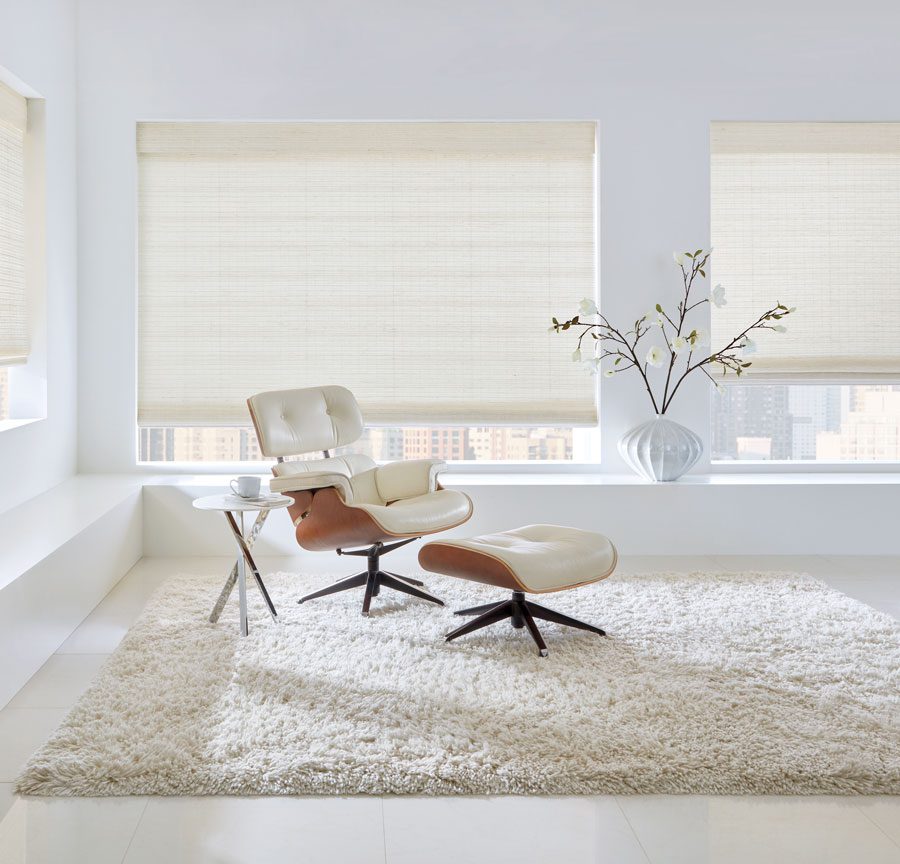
[
  {"left": 75, "top": 0, "right": 900, "bottom": 477},
  {"left": 0, "top": 0, "right": 77, "bottom": 513},
  {"left": 142, "top": 474, "right": 900, "bottom": 559}
]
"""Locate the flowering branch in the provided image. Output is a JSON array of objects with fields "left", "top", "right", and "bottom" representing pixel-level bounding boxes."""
[{"left": 551, "top": 249, "right": 795, "bottom": 415}]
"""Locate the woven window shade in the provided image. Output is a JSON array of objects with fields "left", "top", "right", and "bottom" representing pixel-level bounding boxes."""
[
  {"left": 711, "top": 122, "right": 900, "bottom": 380},
  {"left": 137, "top": 122, "right": 597, "bottom": 426},
  {"left": 0, "top": 81, "right": 28, "bottom": 367}
]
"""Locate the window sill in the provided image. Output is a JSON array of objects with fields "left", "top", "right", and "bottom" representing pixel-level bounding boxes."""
[
  {"left": 445, "top": 471, "right": 900, "bottom": 486},
  {"left": 711, "top": 460, "right": 900, "bottom": 472},
  {"left": 0, "top": 417, "right": 43, "bottom": 433},
  {"left": 136, "top": 458, "right": 900, "bottom": 478},
  {"left": 139, "top": 470, "right": 900, "bottom": 488}
]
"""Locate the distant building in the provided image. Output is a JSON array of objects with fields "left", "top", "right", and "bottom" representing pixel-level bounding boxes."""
[
  {"left": 712, "top": 385, "right": 793, "bottom": 460},
  {"left": 358, "top": 427, "right": 405, "bottom": 461},
  {"left": 139, "top": 427, "right": 260, "bottom": 462},
  {"left": 735, "top": 436, "right": 772, "bottom": 460},
  {"left": 171, "top": 427, "right": 245, "bottom": 462},
  {"left": 526, "top": 429, "right": 572, "bottom": 461},
  {"left": 139, "top": 423, "right": 575, "bottom": 462},
  {"left": 788, "top": 386, "right": 841, "bottom": 459},
  {"left": 240, "top": 428, "right": 263, "bottom": 460},
  {"left": 817, "top": 387, "right": 900, "bottom": 460},
  {"left": 402, "top": 427, "right": 468, "bottom": 460},
  {"left": 468, "top": 428, "right": 529, "bottom": 461}
]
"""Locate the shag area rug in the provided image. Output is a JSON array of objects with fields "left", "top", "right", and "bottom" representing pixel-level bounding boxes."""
[{"left": 17, "top": 570, "right": 900, "bottom": 797}]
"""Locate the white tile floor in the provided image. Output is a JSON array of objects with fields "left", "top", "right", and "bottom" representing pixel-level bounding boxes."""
[{"left": 0, "top": 554, "right": 897, "bottom": 864}]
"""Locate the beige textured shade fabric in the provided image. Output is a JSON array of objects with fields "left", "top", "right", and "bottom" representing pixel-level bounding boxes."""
[
  {"left": 137, "top": 122, "right": 597, "bottom": 426},
  {"left": 711, "top": 122, "right": 900, "bottom": 379},
  {"left": 0, "top": 81, "right": 28, "bottom": 366}
]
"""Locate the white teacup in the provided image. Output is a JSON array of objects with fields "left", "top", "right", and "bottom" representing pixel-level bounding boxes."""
[{"left": 230, "top": 476, "right": 262, "bottom": 499}]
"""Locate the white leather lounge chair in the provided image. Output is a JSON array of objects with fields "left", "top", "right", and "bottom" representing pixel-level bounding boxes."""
[{"left": 247, "top": 385, "right": 474, "bottom": 615}]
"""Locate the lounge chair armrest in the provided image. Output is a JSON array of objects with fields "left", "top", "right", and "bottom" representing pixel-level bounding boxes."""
[
  {"left": 374, "top": 459, "right": 446, "bottom": 502},
  {"left": 270, "top": 471, "right": 353, "bottom": 503}
]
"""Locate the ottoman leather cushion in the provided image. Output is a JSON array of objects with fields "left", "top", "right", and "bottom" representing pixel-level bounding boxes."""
[{"left": 418, "top": 524, "right": 617, "bottom": 594}]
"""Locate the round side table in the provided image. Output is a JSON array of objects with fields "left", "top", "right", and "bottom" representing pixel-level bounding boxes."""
[{"left": 193, "top": 493, "right": 293, "bottom": 636}]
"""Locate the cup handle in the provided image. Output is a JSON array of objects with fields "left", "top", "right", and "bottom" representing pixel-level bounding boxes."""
[{"left": 230, "top": 480, "right": 240, "bottom": 495}]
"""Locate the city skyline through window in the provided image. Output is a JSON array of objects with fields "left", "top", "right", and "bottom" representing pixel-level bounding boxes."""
[
  {"left": 139, "top": 425, "right": 576, "bottom": 463},
  {"left": 712, "top": 384, "right": 900, "bottom": 461},
  {"left": 141, "top": 388, "right": 900, "bottom": 464}
]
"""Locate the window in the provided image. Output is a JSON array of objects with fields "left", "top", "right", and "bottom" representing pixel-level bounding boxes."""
[
  {"left": 0, "top": 367, "right": 8, "bottom": 421},
  {"left": 711, "top": 123, "right": 900, "bottom": 461},
  {"left": 712, "top": 384, "right": 900, "bottom": 461},
  {"left": 139, "top": 425, "right": 576, "bottom": 462},
  {"left": 0, "top": 81, "right": 28, "bottom": 369},
  {"left": 137, "top": 121, "right": 597, "bottom": 462}
]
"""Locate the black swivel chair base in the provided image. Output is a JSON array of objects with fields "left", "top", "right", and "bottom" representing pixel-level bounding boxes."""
[
  {"left": 445, "top": 590, "right": 606, "bottom": 657},
  {"left": 298, "top": 538, "right": 444, "bottom": 616}
]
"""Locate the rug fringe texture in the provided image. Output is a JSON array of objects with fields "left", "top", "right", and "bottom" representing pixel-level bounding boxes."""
[{"left": 16, "top": 570, "right": 900, "bottom": 796}]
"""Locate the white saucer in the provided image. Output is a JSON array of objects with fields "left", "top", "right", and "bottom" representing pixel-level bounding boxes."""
[{"left": 225, "top": 493, "right": 279, "bottom": 504}]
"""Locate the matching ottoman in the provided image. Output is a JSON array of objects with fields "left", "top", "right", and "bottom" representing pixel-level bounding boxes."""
[{"left": 418, "top": 524, "right": 617, "bottom": 656}]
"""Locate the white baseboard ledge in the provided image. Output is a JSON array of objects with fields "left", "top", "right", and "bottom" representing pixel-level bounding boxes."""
[
  {"left": 0, "top": 476, "right": 143, "bottom": 708},
  {"left": 140, "top": 472, "right": 900, "bottom": 558}
]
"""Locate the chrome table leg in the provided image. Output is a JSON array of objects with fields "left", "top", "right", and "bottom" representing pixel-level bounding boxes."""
[
  {"left": 236, "top": 527, "right": 249, "bottom": 637},
  {"left": 209, "top": 570, "right": 237, "bottom": 624},
  {"left": 224, "top": 511, "right": 279, "bottom": 623},
  {"left": 209, "top": 509, "right": 270, "bottom": 623}
]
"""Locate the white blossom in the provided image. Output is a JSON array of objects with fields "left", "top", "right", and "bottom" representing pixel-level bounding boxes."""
[
  {"left": 553, "top": 244, "right": 795, "bottom": 416},
  {"left": 646, "top": 345, "right": 665, "bottom": 367},
  {"left": 645, "top": 308, "right": 665, "bottom": 327},
  {"left": 689, "top": 327, "right": 710, "bottom": 347},
  {"left": 578, "top": 298, "right": 599, "bottom": 317}
]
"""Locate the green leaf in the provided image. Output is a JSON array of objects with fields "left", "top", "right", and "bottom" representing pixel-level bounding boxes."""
[
  {"left": 562, "top": 322, "right": 570, "bottom": 330},
  {"left": 698, "top": 269, "right": 705, "bottom": 277},
  {"left": 572, "top": 316, "right": 580, "bottom": 324},
  {"left": 614, "top": 356, "right": 621, "bottom": 365},
  {"left": 655, "top": 303, "right": 663, "bottom": 313},
  {"left": 552, "top": 317, "right": 558, "bottom": 325},
  {"left": 695, "top": 249, "right": 703, "bottom": 257}
]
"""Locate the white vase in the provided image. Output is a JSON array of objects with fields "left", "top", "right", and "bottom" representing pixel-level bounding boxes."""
[{"left": 618, "top": 415, "right": 703, "bottom": 482}]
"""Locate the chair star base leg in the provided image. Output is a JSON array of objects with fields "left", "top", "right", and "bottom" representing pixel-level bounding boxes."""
[
  {"left": 445, "top": 590, "right": 605, "bottom": 657},
  {"left": 297, "top": 541, "right": 443, "bottom": 616}
]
